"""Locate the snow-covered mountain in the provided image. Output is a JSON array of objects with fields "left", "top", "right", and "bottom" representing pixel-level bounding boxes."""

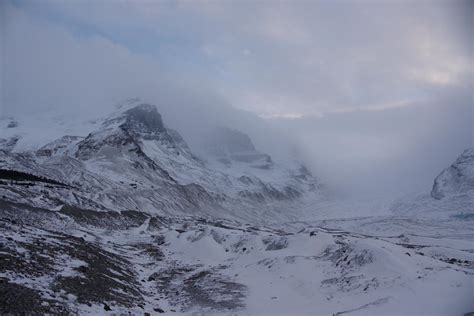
[
  {"left": 432, "top": 148, "right": 474, "bottom": 200},
  {"left": 0, "top": 100, "right": 319, "bottom": 221},
  {"left": 0, "top": 103, "right": 472, "bottom": 315}
]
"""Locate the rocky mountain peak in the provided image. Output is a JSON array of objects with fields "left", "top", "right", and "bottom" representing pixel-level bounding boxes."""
[
  {"left": 74, "top": 101, "right": 198, "bottom": 170},
  {"left": 122, "top": 104, "right": 166, "bottom": 134}
]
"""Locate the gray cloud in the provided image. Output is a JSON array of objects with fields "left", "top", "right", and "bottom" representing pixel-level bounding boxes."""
[
  {"left": 5, "top": 0, "right": 471, "bottom": 116},
  {"left": 277, "top": 97, "right": 472, "bottom": 197},
  {"left": 0, "top": 0, "right": 472, "bottom": 199}
]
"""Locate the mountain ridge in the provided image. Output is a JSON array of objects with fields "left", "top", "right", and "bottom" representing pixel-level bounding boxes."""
[{"left": 0, "top": 100, "right": 320, "bottom": 222}]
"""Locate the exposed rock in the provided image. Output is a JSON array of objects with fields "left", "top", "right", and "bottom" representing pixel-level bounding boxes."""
[
  {"left": 6, "top": 120, "right": 18, "bottom": 128},
  {"left": 37, "top": 135, "right": 83, "bottom": 157},
  {"left": 0, "top": 136, "right": 20, "bottom": 153}
]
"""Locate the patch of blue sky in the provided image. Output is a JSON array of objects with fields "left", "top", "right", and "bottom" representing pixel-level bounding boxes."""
[{"left": 9, "top": 0, "right": 221, "bottom": 77}]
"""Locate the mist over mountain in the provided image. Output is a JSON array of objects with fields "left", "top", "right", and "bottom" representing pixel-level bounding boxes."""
[
  {"left": 1, "top": 0, "right": 473, "bottom": 315},
  {"left": 2, "top": 0, "right": 472, "bottom": 200}
]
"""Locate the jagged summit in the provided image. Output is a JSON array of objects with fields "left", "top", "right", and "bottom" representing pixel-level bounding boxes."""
[
  {"left": 75, "top": 102, "right": 194, "bottom": 162},
  {"left": 122, "top": 104, "right": 167, "bottom": 136},
  {"left": 107, "top": 101, "right": 166, "bottom": 134}
]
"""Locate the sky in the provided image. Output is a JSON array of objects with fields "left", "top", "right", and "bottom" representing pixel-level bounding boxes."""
[{"left": 0, "top": 0, "right": 473, "bottom": 197}]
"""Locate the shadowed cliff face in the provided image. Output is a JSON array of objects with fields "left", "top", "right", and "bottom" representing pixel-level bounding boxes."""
[{"left": 122, "top": 104, "right": 167, "bottom": 137}]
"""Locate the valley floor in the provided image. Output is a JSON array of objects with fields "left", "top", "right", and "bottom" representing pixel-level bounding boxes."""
[{"left": 1, "top": 199, "right": 473, "bottom": 316}]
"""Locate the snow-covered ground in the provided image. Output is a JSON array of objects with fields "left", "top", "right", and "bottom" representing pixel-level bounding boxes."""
[
  {"left": 0, "top": 101, "right": 473, "bottom": 315},
  {"left": 1, "top": 206, "right": 472, "bottom": 315}
]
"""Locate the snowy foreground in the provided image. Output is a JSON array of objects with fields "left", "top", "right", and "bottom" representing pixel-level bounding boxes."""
[
  {"left": 1, "top": 204, "right": 473, "bottom": 315},
  {"left": 0, "top": 101, "right": 473, "bottom": 315}
]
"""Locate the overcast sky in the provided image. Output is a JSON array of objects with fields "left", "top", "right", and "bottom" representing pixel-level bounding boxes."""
[{"left": 1, "top": 0, "right": 473, "bottom": 197}]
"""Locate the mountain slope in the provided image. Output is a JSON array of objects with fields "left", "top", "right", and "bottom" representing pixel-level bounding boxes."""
[
  {"left": 0, "top": 100, "right": 320, "bottom": 222},
  {"left": 432, "top": 148, "right": 474, "bottom": 200}
]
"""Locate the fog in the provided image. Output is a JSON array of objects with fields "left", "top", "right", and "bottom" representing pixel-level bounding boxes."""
[
  {"left": 1, "top": 0, "right": 472, "bottom": 199},
  {"left": 282, "top": 99, "right": 472, "bottom": 197}
]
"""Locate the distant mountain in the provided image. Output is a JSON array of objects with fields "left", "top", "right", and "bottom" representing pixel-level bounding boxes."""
[
  {"left": 386, "top": 148, "right": 474, "bottom": 222},
  {"left": 203, "top": 126, "right": 273, "bottom": 168},
  {"left": 431, "top": 148, "right": 474, "bottom": 200}
]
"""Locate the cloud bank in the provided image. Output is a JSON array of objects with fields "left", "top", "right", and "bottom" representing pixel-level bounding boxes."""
[{"left": 1, "top": 0, "right": 472, "bottom": 198}]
